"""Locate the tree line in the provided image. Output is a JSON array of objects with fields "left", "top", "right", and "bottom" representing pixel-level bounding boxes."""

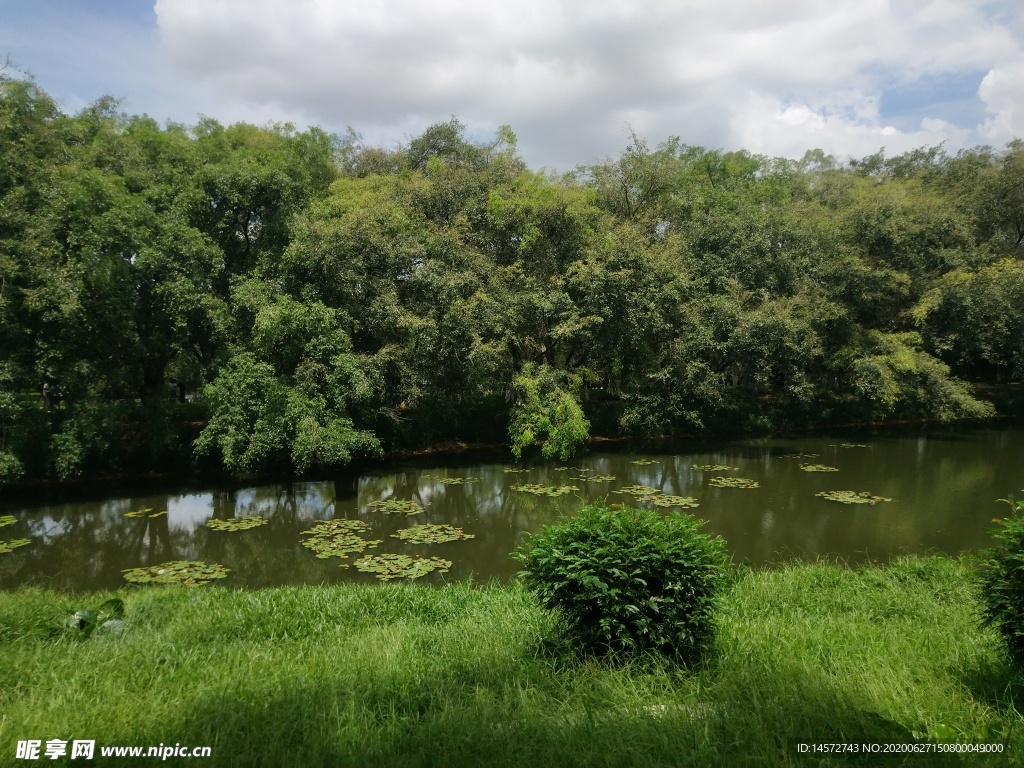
[{"left": 1, "top": 76, "right": 1022, "bottom": 482}]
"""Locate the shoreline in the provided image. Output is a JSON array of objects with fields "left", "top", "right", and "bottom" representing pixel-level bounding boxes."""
[{"left": 2, "top": 410, "right": 1018, "bottom": 503}]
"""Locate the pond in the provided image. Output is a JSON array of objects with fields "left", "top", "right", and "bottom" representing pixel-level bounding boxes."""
[{"left": 2, "top": 423, "right": 1022, "bottom": 591}]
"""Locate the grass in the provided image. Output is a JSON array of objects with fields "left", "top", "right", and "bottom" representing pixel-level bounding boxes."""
[{"left": 0, "top": 557, "right": 1022, "bottom": 766}]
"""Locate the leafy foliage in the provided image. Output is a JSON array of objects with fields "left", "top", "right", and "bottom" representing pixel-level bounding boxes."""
[
  {"left": 512, "top": 503, "right": 730, "bottom": 660},
  {"left": 979, "top": 497, "right": 1024, "bottom": 667},
  {"left": 509, "top": 363, "right": 590, "bottom": 461},
  {"left": 0, "top": 538, "right": 30, "bottom": 554},
  {"left": 0, "top": 76, "right": 1016, "bottom": 483}
]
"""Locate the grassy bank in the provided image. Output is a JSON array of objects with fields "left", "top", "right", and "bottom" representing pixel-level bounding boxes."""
[{"left": 1, "top": 557, "right": 1021, "bottom": 767}]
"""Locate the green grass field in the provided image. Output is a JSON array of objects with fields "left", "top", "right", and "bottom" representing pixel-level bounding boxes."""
[{"left": 1, "top": 557, "right": 1021, "bottom": 766}]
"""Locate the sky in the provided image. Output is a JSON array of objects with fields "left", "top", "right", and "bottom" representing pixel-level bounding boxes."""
[{"left": 1, "top": 0, "right": 1021, "bottom": 172}]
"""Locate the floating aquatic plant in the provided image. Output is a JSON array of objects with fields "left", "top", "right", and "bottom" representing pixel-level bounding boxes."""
[
  {"left": 708, "top": 477, "right": 760, "bottom": 489},
  {"left": 692, "top": 465, "right": 737, "bottom": 472},
  {"left": 630, "top": 459, "right": 658, "bottom": 465},
  {"left": 300, "top": 519, "right": 382, "bottom": 562},
  {"left": 800, "top": 464, "right": 840, "bottom": 472},
  {"left": 572, "top": 474, "right": 617, "bottom": 482},
  {"left": 503, "top": 468, "right": 528, "bottom": 474},
  {"left": 391, "top": 524, "right": 475, "bottom": 544},
  {"left": 0, "top": 514, "right": 15, "bottom": 528},
  {"left": 422, "top": 475, "right": 481, "bottom": 485},
  {"left": 840, "top": 443, "right": 869, "bottom": 448},
  {"left": 205, "top": 516, "right": 268, "bottom": 532},
  {"left": 366, "top": 498, "right": 425, "bottom": 516},
  {"left": 122, "top": 560, "right": 229, "bottom": 586},
  {"left": 511, "top": 483, "right": 579, "bottom": 497},
  {"left": 648, "top": 495, "right": 700, "bottom": 509},
  {"left": 816, "top": 490, "right": 892, "bottom": 505},
  {"left": 782, "top": 453, "right": 818, "bottom": 459},
  {"left": 354, "top": 553, "right": 453, "bottom": 581},
  {"left": 614, "top": 484, "right": 661, "bottom": 498},
  {"left": 123, "top": 508, "right": 167, "bottom": 519},
  {"left": 0, "top": 538, "right": 30, "bottom": 554}
]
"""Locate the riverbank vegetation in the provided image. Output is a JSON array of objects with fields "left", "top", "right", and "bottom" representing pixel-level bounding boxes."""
[
  {"left": 1, "top": 556, "right": 1019, "bottom": 766},
  {"left": 2, "top": 74, "right": 1022, "bottom": 483}
]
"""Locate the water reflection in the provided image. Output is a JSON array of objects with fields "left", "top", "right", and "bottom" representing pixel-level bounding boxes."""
[{"left": 1, "top": 424, "right": 1022, "bottom": 591}]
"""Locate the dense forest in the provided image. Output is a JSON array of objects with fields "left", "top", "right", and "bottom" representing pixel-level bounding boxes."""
[{"left": 1, "top": 76, "right": 1022, "bottom": 483}]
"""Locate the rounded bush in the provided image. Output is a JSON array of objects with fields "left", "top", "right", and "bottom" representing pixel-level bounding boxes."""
[
  {"left": 980, "top": 497, "right": 1024, "bottom": 666},
  {"left": 511, "top": 503, "right": 730, "bottom": 661}
]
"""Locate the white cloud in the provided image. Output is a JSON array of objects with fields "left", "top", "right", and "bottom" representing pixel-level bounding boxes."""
[
  {"left": 153, "top": 0, "right": 1023, "bottom": 168},
  {"left": 978, "top": 54, "right": 1024, "bottom": 145}
]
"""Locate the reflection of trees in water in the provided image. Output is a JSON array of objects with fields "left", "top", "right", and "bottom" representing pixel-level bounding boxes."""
[{"left": 0, "top": 494, "right": 199, "bottom": 590}]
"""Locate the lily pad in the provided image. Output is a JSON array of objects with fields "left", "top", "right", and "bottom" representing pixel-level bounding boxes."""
[
  {"left": 614, "top": 484, "right": 661, "bottom": 498},
  {"left": 648, "top": 495, "right": 700, "bottom": 509},
  {"left": 692, "top": 464, "right": 737, "bottom": 472},
  {"left": 800, "top": 464, "right": 840, "bottom": 472},
  {"left": 206, "top": 515, "right": 268, "bottom": 532},
  {"left": 572, "top": 474, "right": 617, "bottom": 482},
  {"left": 422, "top": 475, "right": 481, "bottom": 485},
  {"left": 300, "top": 519, "right": 382, "bottom": 562},
  {"left": 840, "top": 443, "right": 869, "bottom": 448},
  {"left": 0, "top": 515, "right": 16, "bottom": 528},
  {"left": 123, "top": 508, "right": 166, "bottom": 519},
  {"left": 0, "top": 538, "right": 30, "bottom": 554},
  {"left": 816, "top": 490, "right": 892, "bottom": 505},
  {"left": 391, "top": 524, "right": 475, "bottom": 544},
  {"left": 122, "top": 560, "right": 229, "bottom": 586},
  {"left": 511, "top": 483, "right": 579, "bottom": 497},
  {"left": 503, "top": 468, "right": 528, "bottom": 474},
  {"left": 354, "top": 553, "right": 453, "bottom": 581},
  {"left": 630, "top": 459, "right": 658, "bottom": 465},
  {"left": 367, "top": 499, "right": 425, "bottom": 516},
  {"left": 708, "top": 477, "right": 760, "bottom": 489},
  {"left": 782, "top": 453, "right": 818, "bottom": 459}
]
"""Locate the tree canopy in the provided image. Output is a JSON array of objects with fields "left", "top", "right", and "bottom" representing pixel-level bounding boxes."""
[{"left": 2, "top": 75, "right": 1020, "bottom": 482}]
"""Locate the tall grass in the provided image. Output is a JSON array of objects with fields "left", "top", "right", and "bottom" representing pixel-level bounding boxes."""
[{"left": 0, "top": 557, "right": 1020, "bottom": 766}]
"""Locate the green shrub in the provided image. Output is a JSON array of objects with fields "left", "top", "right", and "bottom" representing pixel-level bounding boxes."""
[
  {"left": 511, "top": 503, "right": 729, "bottom": 661},
  {"left": 979, "top": 496, "right": 1024, "bottom": 666}
]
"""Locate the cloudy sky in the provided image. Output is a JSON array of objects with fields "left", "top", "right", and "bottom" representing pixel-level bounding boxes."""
[{"left": 2, "top": 0, "right": 1021, "bottom": 171}]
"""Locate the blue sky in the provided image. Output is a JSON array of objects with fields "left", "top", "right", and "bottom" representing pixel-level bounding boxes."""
[{"left": 2, "top": 0, "right": 1021, "bottom": 171}]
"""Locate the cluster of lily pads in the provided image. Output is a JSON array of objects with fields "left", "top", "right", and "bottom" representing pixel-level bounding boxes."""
[
  {"left": 123, "top": 508, "right": 167, "bottom": 519},
  {"left": 300, "top": 519, "right": 381, "bottom": 563},
  {"left": 511, "top": 483, "right": 580, "bottom": 497},
  {"left": 708, "top": 476, "right": 760, "bottom": 489},
  {"left": 122, "top": 560, "right": 229, "bottom": 586},
  {"left": 816, "top": 490, "right": 892, "bottom": 505},
  {"left": 422, "top": 475, "right": 480, "bottom": 485},
  {"left": 206, "top": 515, "right": 268, "bottom": 531},
  {"left": 391, "top": 524, "right": 474, "bottom": 544},
  {"left": 0, "top": 514, "right": 16, "bottom": 528},
  {"left": 366, "top": 498, "right": 424, "bottom": 516},
  {"left": 631, "top": 459, "right": 658, "bottom": 466},
  {"left": 0, "top": 538, "right": 30, "bottom": 554},
  {"left": 691, "top": 464, "right": 737, "bottom": 472},
  {"left": 799, "top": 464, "right": 840, "bottom": 473},
  {"left": 612, "top": 484, "right": 700, "bottom": 509},
  {"left": 354, "top": 553, "right": 452, "bottom": 581}
]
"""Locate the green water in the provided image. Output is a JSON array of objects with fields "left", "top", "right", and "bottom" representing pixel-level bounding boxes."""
[{"left": 2, "top": 424, "right": 1021, "bottom": 591}]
